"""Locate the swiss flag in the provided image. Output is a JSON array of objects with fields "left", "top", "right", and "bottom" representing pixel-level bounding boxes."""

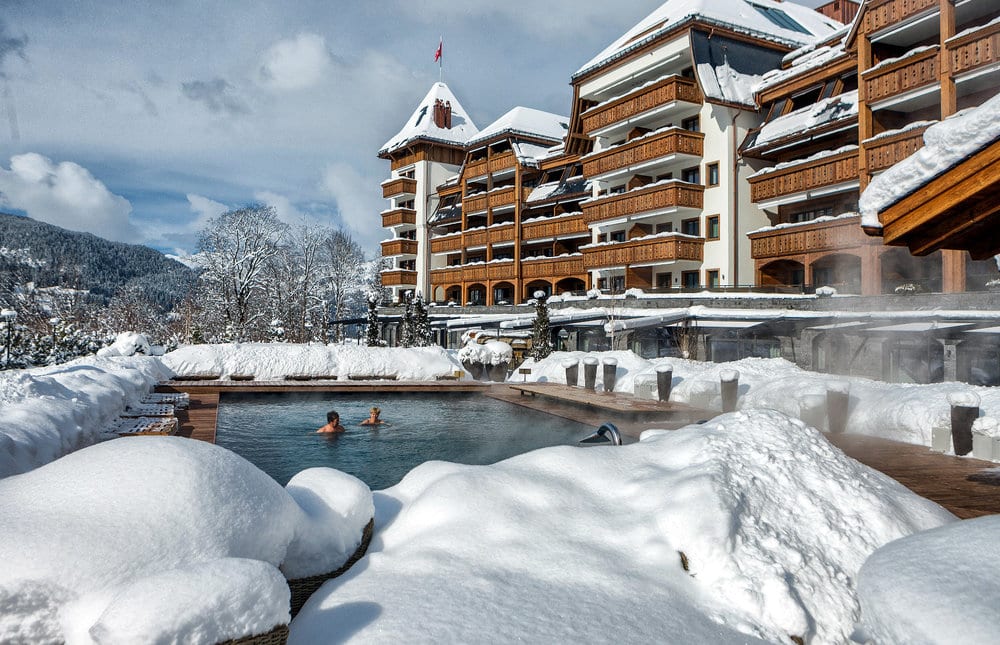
[{"left": 434, "top": 39, "right": 442, "bottom": 62}]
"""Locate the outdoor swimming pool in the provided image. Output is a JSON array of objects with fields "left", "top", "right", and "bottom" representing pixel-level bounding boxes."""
[{"left": 215, "top": 392, "right": 592, "bottom": 489}]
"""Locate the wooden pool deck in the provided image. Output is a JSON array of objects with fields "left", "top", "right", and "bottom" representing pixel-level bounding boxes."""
[{"left": 158, "top": 380, "right": 1000, "bottom": 519}]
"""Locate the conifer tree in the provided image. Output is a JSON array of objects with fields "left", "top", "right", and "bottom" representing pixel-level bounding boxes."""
[
  {"left": 398, "top": 291, "right": 415, "bottom": 347},
  {"left": 529, "top": 290, "right": 553, "bottom": 360},
  {"left": 412, "top": 292, "right": 433, "bottom": 347},
  {"left": 365, "top": 291, "right": 383, "bottom": 347}
]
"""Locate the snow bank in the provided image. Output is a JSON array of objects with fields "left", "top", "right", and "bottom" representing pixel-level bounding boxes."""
[
  {"left": 95, "top": 332, "right": 151, "bottom": 358},
  {"left": 0, "top": 355, "right": 172, "bottom": 478},
  {"left": 0, "top": 438, "right": 372, "bottom": 644},
  {"left": 457, "top": 339, "right": 512, "bottom": 366},
  {"left": 515, "top": 351, "right": 1000, "bottom": 450},
  {"left": 291, "top": 409, "right": 953, "bottom": 644},
  {"left": 163, "top": 343, "right": 466, "bottom": 380},
  {"left": 857, "top": 515, "right": 1000, "bottom": 644}
]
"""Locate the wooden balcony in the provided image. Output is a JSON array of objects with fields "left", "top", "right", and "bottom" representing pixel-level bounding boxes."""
[
  {"left": 430, "top": 234, "right": 462, "bottom": 254},
  {"left": 465, "top": 158, "right": 488, "bottom": 178},
  {"left": 381, "top": 177, "right": 417, "bottom": 199},
  {"left": 863, "top": 0, "right": 938, "bottom": 35},
  {"left": 465, "top": 265, "right": 488, "bottom": 282},
  {"left": 381, "top": 269, "right": 417, "bottom": 286},
  {"left": 749, "top": 214, "right": 873, "bottom": 260},
  {"left": 381, "top": 208, "right": 416, "bottom": 228},
  {"left": 581, "top": 76, "right": 702, "bottom": 135},
  {"left": 582, "top": 182, "right": 704, "bottom": 224},
  {"left": 522, "top": 215, "right": 589, "bottom": 240},
  {"left": 380, "top": 239, "right": 418, "bottom": 256},
  {"left": 465, "top": 229, "right": 488, "bottom": 247},
  {"left": 863, "top": 45, "right": 939, "bottom": 105},
  {"left": 430, "top": 266, "right": 463, "bottom": 284},
  {"left": 582, "top": 128, "right": 703, "bottom": 178},
  {"left": 521, "top": 255, "right": 585, "bottom": 279},
  {"left": 865, "top": 125, "right": 928, "bottom": 173},
  {"left": 488, "top": 151, "right": 517, "bottom": 174},
  {"left": 465, "top": 193, "right": 487, "bottom": 213},
  {"left": 947, "top": 20, "right": 1000, "bottom": 77},
  {"left": 490, "top": 225, "right": 516, "bottom": 245},
  {"left": 488, "top": 262, "right": 515, "bottom": 280},
  {"left": 749, "top": 149, "right": 859, "bottom": 203},
  {"left": 582, "top": 235, "right": 704, "bottom": 269}
]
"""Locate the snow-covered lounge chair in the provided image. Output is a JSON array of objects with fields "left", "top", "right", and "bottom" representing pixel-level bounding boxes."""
[
  {"left": 112, "top": 417, "right": 179, "bottom": 436},
  {"left": 141, "top": 392, "right": 190, "bottom": 409},
  {"left": 121, "top": 403, "right": 176, "bottom": 418}
]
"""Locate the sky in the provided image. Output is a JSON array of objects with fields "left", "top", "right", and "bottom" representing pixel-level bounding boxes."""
[{"left": 0, "top": 0, "right": 832, "bottom": 256}]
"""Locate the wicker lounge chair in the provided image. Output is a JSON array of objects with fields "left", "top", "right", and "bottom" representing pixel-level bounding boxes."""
[{"left": 286, "top": 518, "right": 374, "bottom": 617}]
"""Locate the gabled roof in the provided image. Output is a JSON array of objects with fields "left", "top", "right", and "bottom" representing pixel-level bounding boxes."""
[
  {"left": 466, "top": 107, "right": 568, "bottom": 148},
  {"left": 379, "top": 82, "right": 479, "bottom": 156},
  {"left": 574, "top": 0, "right": 843, "bottom": 79}
]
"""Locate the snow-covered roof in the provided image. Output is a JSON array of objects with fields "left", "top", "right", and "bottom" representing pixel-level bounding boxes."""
[
  {"left": 748, "top": 91, "right": 858, "bottom": 150},
  {"left": 860, "top": 90, "right": 1000, "bottom": 229},
  {"left": 574, "top": 0, "right": 843, "bottom": 79},
  {"left": 467, "top": 107, "right": 568, "bottom": 147},
  {"left": 379, "top": 82, "right": 479, "bottom": 156},
  {"left": 757, "top": 42, "right": 851, "bottom": 93}
]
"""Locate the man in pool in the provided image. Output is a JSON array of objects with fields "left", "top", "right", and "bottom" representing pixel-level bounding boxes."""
[
  {"left": 360, "top": 406, "right": 388, "bottom": 426},
  {"left": 316, "top": 410, "right": 346, "bottom": 434}
]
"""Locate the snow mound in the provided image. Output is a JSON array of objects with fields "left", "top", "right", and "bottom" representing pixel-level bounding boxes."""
[
  {"left": 163, "top": 343, "right": 465, "bottom": 380},
  {"left": 95, "top": 332, "right": 151, "bottom": 358},
  {"left": 858, "top": 515, "right": 1000, "bottom": 644},
  {"left": 291, "top": 409, "right": 953, "bottom": 644},
  {"left": 0, "top": 438, "right": 372, "bottom": 643},
  {"left": 457, "top": 339, "right": 512, "bottom": 366}
]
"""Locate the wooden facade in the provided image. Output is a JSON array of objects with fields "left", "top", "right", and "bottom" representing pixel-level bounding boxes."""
[
  {"left": 381, "top": 208, "right": 416, "bottom": 228},
  {"left": 582, "top": 128, "right": 703, "bottom": 178},
  {"left": 582, "top": 235, "right": 704, "bottom": 269},
  {"left": 582, "top": 182, "right": 704, "bottom": 223},
  {"left": 580, "top": 76, "right": 702, "bottom": 135},
  {"left": 749, "top": 149, "right": 859, "bottom": 203},
  {"left": 381, "top": 269, "right": 418, "bottom": 287},
  {"left": 380, "top": 177, "right": 417, "bottom": 199}
]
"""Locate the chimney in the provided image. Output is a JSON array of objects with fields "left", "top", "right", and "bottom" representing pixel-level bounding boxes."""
[
  {"left": 444, "top": 101, "right": 452, "bottom": 129},
  {"left": 432, "top": 99, "right": 444, "bottom": 128}
]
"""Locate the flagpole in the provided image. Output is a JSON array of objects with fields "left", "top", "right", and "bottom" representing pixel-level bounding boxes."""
[{"left": 438, "top": 35, "right": 443, "bottom": 82}]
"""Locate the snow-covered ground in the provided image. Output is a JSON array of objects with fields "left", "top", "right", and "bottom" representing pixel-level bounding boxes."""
[{"left": 1, "top": 342, "right": 998, "bottom": 643}]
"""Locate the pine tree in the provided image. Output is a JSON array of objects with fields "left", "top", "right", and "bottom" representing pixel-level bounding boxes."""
[
  {"left": 398, "top": 291, "right": 415, "bottom": 347},
  {"left": 412, "top": 292, "right": 433, "bottom": 347},
  {"left": 529, "top": 291, "right": 553, "bottom": 360},
  {"left": 364, "top": 291, "right": 383, "bottom": 347}
]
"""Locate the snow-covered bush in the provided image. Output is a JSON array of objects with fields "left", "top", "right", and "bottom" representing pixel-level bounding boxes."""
[
  {"left": 815, "top": 285, "right": 837, "bottom": 297},
  {"left": 624, "top": 287, "right": 644, "bottom": 299},
  {"left": 96, "top": 331, "right": 152, "bottom": 357},
  {"left": 586, "top": 288, "right": 601, "bottom": 299},
  {"left": 894, "top": 282, "right": 924, "bottom": 295}
]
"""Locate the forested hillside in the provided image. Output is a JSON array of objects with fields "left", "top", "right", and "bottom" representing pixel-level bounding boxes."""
[{"left": 0, "top": 212, "right": 196, "bottom": 308}]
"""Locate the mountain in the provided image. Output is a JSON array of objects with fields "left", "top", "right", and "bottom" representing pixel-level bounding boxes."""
[{"left": 0, "top": 212, "right": 197, "bottom": 309}]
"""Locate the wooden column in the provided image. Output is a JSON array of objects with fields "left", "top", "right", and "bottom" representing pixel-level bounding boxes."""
[
  {"left": 942, "top": 250, "right": 966, "bottom": 293},
  {"left": 861, "top": 245, "right": 882, "bottom": 295},
  {"left": 940, "top": 0, "right": 957, "bottom": 118},
  {"left": 857, "top": 33, "right": 874, "bottom": 191}
]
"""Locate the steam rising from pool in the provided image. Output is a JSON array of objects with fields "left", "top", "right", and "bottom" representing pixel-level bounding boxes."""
[{"left": 215, "top": 393, "right": 591, "bottom": 489}]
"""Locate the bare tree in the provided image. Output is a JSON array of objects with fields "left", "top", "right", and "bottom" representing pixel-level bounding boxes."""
[{"left": 323, "top": 229, "right": 365, "bottom": 343}]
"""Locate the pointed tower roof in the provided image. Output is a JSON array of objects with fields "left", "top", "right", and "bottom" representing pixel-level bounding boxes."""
[
  {"left": 379, "top": 82, "right": 479, "bottom": 157},
  {"left": 574, "top": 0, "right": 843, "bottom": 79}
]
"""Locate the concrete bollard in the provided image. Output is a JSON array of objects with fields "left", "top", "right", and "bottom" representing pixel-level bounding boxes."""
[
  {"left": 826, "top": 381, "right": 850, "bottom": 434},
  {"left": 799, "top": 394, "right": 827, "bottom": 430},
  {"left": 720, "top": 369, "right": 739, "bottom": 413},
  {"left": 563, "top": 359, "right": 579, "bottom": 387},
  {"left": 583, "top": 357, "right": 599, "bottom": 391},
  {"left": 602, "top": 358, "right": 618, "bottom": 393},
  {"left": 656, "top": 363, "right": 673, "bottom": 402},
  {"left": 949, "top": 391, "right": 981, "bottom": 456}
]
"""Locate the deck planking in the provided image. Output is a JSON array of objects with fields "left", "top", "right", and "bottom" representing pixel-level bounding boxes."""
[{"left": 159, "top": 380, "right": 1000, "bottom": 519}]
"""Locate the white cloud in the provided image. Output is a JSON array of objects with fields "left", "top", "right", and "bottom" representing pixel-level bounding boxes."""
[
  {"left": 319, "top": 162, "right": 383, "bottom": 248},
  {"left": 252, "top": 189, "right": 313, "bottom": 226},
  {"left": 0, "top": 153, "right": 139, "bottom": 242},
  {"left": 186, "top": 193, "right": 228, "bottom": 224},
  {"left": 258, "top": 33, "right": 331, "bottom": 91}
]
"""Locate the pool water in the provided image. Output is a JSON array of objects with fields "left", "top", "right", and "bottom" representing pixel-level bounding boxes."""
[{"left": 215, "top": 393, "right": 592, "bottom": 489}]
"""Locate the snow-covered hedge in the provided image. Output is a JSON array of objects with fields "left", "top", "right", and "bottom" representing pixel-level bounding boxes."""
[
  {"left": 457, "top": 339, "right": 512, "bottom": 366},
  {"left": 0, "top": 437, "right": 372, "bottom": 644}
]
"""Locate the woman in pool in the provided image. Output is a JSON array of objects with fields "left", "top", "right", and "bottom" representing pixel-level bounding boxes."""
[
  {"left": 316, "top": 410, "right": 346, "bottom": 434},
  {"left": 360, "top": 406, "right": 388, "bottom": 426}
]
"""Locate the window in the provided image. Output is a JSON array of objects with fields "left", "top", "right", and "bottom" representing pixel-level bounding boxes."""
[
  {"left": 706, "top": 215, "right": 720, "bottom": 240},
  {"left": 655, "top": 222, "right": 673, "bottom": 234},
  {"left": 656, "top": 272, "right": 673, "bottom": 289},
  {"left": 611, "top": 276, "right": 625, "bottom": 292},
  {"left": 610, "top": 230, "right": 626, "bottom": 243},
  {"left": 707, "top": 270, "right": 720, "bottom": 288},
  {"left": 682, "top": 166, "right": 700, "bottom": 184},
  {"left": 681, "top": 218, "right": 700, "bottom": 236},
  {"left": 750, "top": 3, "right": 811, "bottom": 34},
  {"left": 682, "top": 271, "right": 700, "bottom": 289},
  {"left": 682, "top": 116, "right": 700, "bottom": 132},
  {"left": 790, "top": 207, "right": 833, "bottom": 223},
  {"left": 706, "top": 163, "right": 719, "bottom": 186}
]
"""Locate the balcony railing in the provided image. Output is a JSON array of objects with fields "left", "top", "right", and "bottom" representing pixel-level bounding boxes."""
[
  {"left": 863, "top": 45, "right": 939, "bottom": 105},
  {"left": 381, "top": 269, "right": 417, "bottom": 286},
  {"left": 582, "top": 181, "right": 704, "bottom": 224},
  {"left": 865, "top": 125, "right": 928, "bottom": 172},
  {"left": 521, "top": 256, "right": 585, "bottom": 279},
  {"left": 430, "top": 234, "right": 463, "bottom": 254},
  {"left": 947, "top": 20, "right": 1000, "bottom": 77},
  {"left": 430, "top": 266, "right": 463, "bottom": 284},
  {"left": 522, "top": 215, "right": 589, "bottom": 240},
  {"left": 749, "top": 149, "right": 859, "bottom": 203},
  {"left": 863, "top": 0, "right": 938, "bottom": 35},
  {"left": 464, "top": 193, "right": 487, "bottom": 213},
  {"left": 488, "top": 262, "right": 515, "bottom": 280},
  {"left": 488, "top": 151, "right": 516, "bottom": 174},
  {"left": 490, "top": 225, "right": 516, "bottom": 245},
  {"left": 582, "top": 128, "right": 703, "bottom": 178},
  {"left": 583, "top": 235, "right": 704, "bottom": 269},
  {"left": 380, "top": 239, "right": 418, "bottom": 256},
  {"left": 581, "top": 76, "right": 703, "bottom": 135},
  {"left": 748, "top": 215, "right": 873, "bottom": 259},
  {"left": 381, "top": 208, "right": 416, "bottom": 228},
  {"left": 465, "top": 158, "right": 488, "bottom": 178},
  {"left": 381, "top": 177, "right": 417, "bottom": 199},
  {"left": 465, "top": 229, "right": 488, "bottom": 247},
  {"left": 465, "top": 265, "right": 488, "bottom": 282}
]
